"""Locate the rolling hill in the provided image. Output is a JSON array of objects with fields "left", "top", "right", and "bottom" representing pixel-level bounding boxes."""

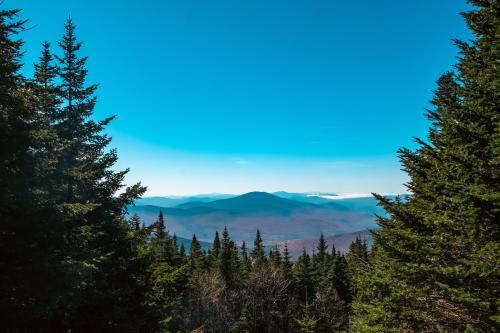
[
  {"left": 128, "top": 191, "right": 380, "bottom": 243},
  {"left": 175, "top": 191, "right": 317, "bottom": 214}
]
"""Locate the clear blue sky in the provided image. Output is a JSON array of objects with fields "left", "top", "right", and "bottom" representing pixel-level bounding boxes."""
[{"left": 16, "top": 0, "right": 471, "bottom": 195}]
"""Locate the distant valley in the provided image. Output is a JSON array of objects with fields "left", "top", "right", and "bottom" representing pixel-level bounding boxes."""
[{"left": 129, "top": 191, "right": 397, "bottom": 252}]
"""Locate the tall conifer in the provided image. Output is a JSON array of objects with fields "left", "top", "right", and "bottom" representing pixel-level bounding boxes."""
[{"left": 352, "top": 1, "right": 500, "bottom": 331}]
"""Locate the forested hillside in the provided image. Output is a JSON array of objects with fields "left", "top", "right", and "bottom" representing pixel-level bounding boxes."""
[{"left": 0, "top": 1, "right": 498, "bottom": 332}]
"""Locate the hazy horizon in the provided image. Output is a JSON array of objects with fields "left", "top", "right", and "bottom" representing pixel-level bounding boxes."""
[{"left": 138, "top": 190, "right": 404, "bottom": 198}]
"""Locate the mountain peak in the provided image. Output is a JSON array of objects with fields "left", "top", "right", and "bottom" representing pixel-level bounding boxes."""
[{"left": 239, "top": 191, "right": 281, "bottom": 199}]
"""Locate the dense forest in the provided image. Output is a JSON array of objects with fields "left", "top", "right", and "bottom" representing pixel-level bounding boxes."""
[{"left": 0, "top": 0, "right": 498, "bottom": 332}]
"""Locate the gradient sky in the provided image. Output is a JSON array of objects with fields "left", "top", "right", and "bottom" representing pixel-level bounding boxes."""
[{"left": 16, "top": 0, "right": 471, "bottom": 195}]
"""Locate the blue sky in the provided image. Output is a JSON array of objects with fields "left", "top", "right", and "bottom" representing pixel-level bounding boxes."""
[{"left": 16, "top": 0, "right": 471, "bottom": 195}]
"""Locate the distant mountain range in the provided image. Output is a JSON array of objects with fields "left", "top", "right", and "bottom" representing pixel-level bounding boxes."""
[
  {"left": 133, "top": 193, "right": 235, "bottom": 208},
  {"left": 128, "top": 191, "right": 401, "bottom": 248}
]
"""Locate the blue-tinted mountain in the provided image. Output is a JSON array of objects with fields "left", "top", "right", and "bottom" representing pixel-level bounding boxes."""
[
  {"left": 128, "top": 192, "right": 378, "bottom": 243},
  {"left": 134, "top": 193, "right": 235, "bottom": 208},
  {"left": 175, "top": 191, "right": 317, "bottom": 214}
]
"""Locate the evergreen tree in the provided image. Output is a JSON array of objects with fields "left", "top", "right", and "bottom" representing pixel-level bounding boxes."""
[
  {"left": 219, "top": 226, "right": 236, "bottom": 287},
  {"left": 154, "top": 209, "right": 166, "bottom": 239},
  {"left": 172, "top": 233, "right": 178, "bottom": 248},
  {"left": 47, "top": 18, "right": 147, "bottom": 331},
  {"left": 0, "top": 8, "right": 32, "bottom": 209},
  {"left": 312, "top": 233, "right": 329, "bottom": 284},
  {"left": 294, "top": 249, "right": 314, "bottom": 304},
  {"left": 213, "top": 230, "right": 221, "bottom": 259},
  {"left": 179, "top": 243, "right": 186, "bottom": 258},
  {"left": 296, "top": 296, "right": 318, "bottom": 333},
  {"left": 270, "top": 245, "right": 282, "bottom": 267},
  {"left": 251, "top": 229, "right": 266, "bottom": 266},
  {"left": 280, "top": 242, "right": 293, "bottom": 280},
  {"left": 31, "top": 41, "right": 61, "bottom": 202},
  {"left": 315, "top": 233, "right": 328, "bottom": 265},
  {"left": 346, "top": 236, "right": 369, "bottom": 297},
  {"left": 240, "top": 241, "right": 252, "bottom": 276},
  {"left": 327, "top": 254, "right": 351, "bottom": 304},
  {"left": 150, "top": 209, "right": 178, "bottom": 265},
  {"left": 0, "top": 8, "right": 57, "bottom": 331},
  {"left": 188, "top": 234, "right": 205, "bottom": 274},
  {"left": 352, "top": 1, "right": 500, "bottom": 331},
  {"left": 129, "top": 213, "right": 141, "bottom": 231}
]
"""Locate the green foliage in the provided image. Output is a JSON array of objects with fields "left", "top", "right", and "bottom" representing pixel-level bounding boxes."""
[
  {"left": 4, "top": 1, "right": 497, "bottom": 332},
  {"left": 296, "top": 302, "right": 318, "bottom": 333},
  {"left": 149, "top": 262, "right": 189, "bottom": 331},
  {"left": 294, "top": 249, "right": 314, "bottom": 304},
  {"left": 188, "top": 234, "right": 205, "bottom": 275},
  {"left": 240, "top": 241, "right": 252, "bottom": 277},
  {"left": 351, "top": 1, "right": 500, "bottom": 331},
  {"left": 251, "top": 229, "right": 266, "bottom": 266},
  {"left": 281, "top": 242, "right": 294, "bottom": 280}
]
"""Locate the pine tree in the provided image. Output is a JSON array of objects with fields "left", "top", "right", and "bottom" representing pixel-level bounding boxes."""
[
  {"left": 346, "top": 236, "right": 369, "bottom": 298},
  {"left": 150, "top": 209, "right": 179, "bottom": 265},
  {"left": 0, "top": 8, "right": 55, "bottom": 330},
  {"left": 0, "top": 8, "right": 31, "bottom": 206},
  {"left": 188, "top": 234, "right": 205, "bottom": 274},
  {"left": 219, "top": 226, "right": 236, "bottom": 287},
  {"left": 206, "top": 230, "right": 221, "bottom": 271},
  {"left": 315, "top": 233, "right": 328, "bottom": 264},
  {"left": 294, "top": 249, "right": 314, "bottom": 304},
  {"left": 172, "top": 234, "right": 178, "bottom": 248},
  {"left": 280, "top": 242, "right": 293, "bottom": 280},
  {"left": 251, "top": 229, "right": 266, "bottom": 266},
  {"left": 154, "top": 209, "right": 166, "bottom": 239},
  {"left": 47, "top": 18, "right": 147, "bottom": 331},
  {"left": 129, "top": 213, "right": 141, "bottom": 231},
  {"left": 270, "top": 245, "right": 282, "bottom": 267},
  {"left": 213, "top": 230, "right": 221, "bottom": 259},
  {"left": 179, "top": 242, "right": 186, "bottom": 257},
  {"left": 351, "top": 1, "right": 500, "bottom": 331},
  {"left": 296, "top": 295, "right": 318, "bottom": 333},
  {"left": 31, "top": 41, "right": 61, "bottom": 203},
  {"left": 240, "top": 241, "right": 252, "bottom": 276},
  {"left": 327, "top": 254, "right": 351, "bottom": 304},
  {"left": 312, "top": 233, "right": 329, "bottom": 284}
]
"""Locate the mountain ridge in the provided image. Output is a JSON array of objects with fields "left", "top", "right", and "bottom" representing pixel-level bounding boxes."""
[{"left": 128, "top": 191, "right": 380, "bottom": 243}]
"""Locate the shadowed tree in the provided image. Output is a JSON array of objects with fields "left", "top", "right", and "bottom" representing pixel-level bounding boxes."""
[{"left": 351, "top": 1, "right": 500, "bottom": 331}]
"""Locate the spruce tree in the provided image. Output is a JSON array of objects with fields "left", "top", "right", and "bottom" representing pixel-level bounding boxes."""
[
  {"left": 312, "top": 233, "right": 329, "bottom": 284},
  {"left": 270, "top": 245, "right": 282, "bottom": 267},
  {"left": 179, "top": 243, "right": 186, "bottom": 258},
  {"left": 219, "top": 226, "right": 236, "bottom": 287},
  {"left": 0, "top": 8, "right": 54, "bottom": 330},
  {"left": 294, "top": 249, "right": 314, "bottom": 304},
  {"left": 240, "top": 241, "right": 252, "bottom": 276},
  {"left": 352, "top": 1, "right": 500, "bottom": 331},
  {"left": 154, "top": 209, "right": 166, "bottom": 239},
  {"left": 346, "top": 236, "right": 369, "bottom": 298},
  {"left": 296, "top": 300, "right": 318, "bottom": 333},
  {"left": 251, "top": 229, "right": 266, "bottom": 265},
  {"left": 328, "top": 254, "right": 351, "bottom": 304},
  {"left": 206, "top": 230, "right": 221, "bottom": 271},
  {"left": 213, "top": 230, "right": 221, "bottom": 259},
  {"left": 0, "top": 8, "right": 31, "bottom": 205},
  {"left": 188, "top": 234, "right": 205, "bottom": 274},
  {"left": 315, "top": 233, "right": 328, "bottom": 264},
  {"left": 31, "top": 41, "right": 61, "bottom": 202},
  {"left": 280, "top": 242, "right": 293, "bottom": 280},
  {"left": 48, "top": 18, "right": 147, "bottom": 331},
  {"left": 150, "top": 209, "right": 179, "bottom": 265}
]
